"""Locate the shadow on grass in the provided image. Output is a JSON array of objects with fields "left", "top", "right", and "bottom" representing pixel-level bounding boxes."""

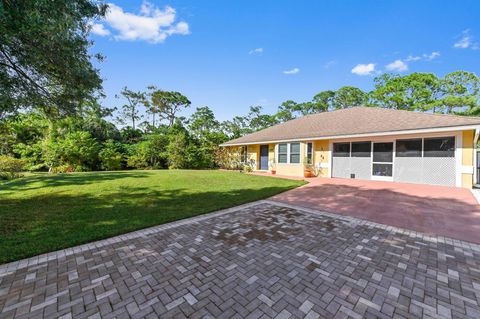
[
  {"left": 0, "top": 171, "right": 152, "bottom": 191},
  {"left": 0, "top": 184, "right": 299, "bottom": 264}
]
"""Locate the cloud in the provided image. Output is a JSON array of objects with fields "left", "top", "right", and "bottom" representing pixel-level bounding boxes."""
[
  {"left": 98, "top": 1, "right": 190, "bottom": 43},
  {"left": 283, "top": 67, "right": 300, "bottom": 75},
  {"left": 351, "top": 63, "right": 375, "bottom": 76},
  {"left": 324, "top": 60, "right": 336, "bottom": 69},
  {"left": 90, "top": 23, "right": 110, "bottom": 36},
  {"left": 249, "top": 48, "right": 263, "bottom": 55},
  {"left": 405, "top": 51, "right": 440, "bottom": 62},
  {"left": 424, "top": 51, "right": 440, "bottom": 60},
  {"left": 386, "top": 59, "right": 408, "bottom": 72},
  {"left": 454, "top": 29, "right": 472, "bottom": 49}
]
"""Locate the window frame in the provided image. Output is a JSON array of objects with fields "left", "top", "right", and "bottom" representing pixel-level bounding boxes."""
[
  {"left": 276, "top": 142, "right": 302, "bottom": 164},
  {"left": 290, "top": 142, "right": 301, "bottom": 164},
  {"left": 278, "top": 143, "right": 288, "bottom": 164},
  {"left": 351, "top": 141, "right": 371, "bottom": 158},
  {"left": 423, "top": 136, "right": 455, "bottom": 158},
  {"left": 333, "top": 142, "right": 351, "bottom": 157},
  {"left": 395, "top": 138, "right": 422, "bottom": 158},
  {"left": 306, "top": 142, "right": 314, "bottom": 164}
]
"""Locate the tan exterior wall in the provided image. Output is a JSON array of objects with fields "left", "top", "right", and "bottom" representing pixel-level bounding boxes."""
[{"left": 462, "top": 130, "right": 475, "bottom": 188}]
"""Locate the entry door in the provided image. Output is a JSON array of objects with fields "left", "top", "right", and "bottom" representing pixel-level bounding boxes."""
[
  {"left": 372, "top": 142, "right": 393, "bottom": 181},
  {"left": 260, "top": 145, "right": 269, "bottom": 170}
]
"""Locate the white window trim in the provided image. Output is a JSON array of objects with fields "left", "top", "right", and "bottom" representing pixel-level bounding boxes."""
[
  {"left": 306, "top": 142, "right": 314, "bottom": 164},
  {"left": 277, "top": 142, "right": 302, "bottom": 165}
]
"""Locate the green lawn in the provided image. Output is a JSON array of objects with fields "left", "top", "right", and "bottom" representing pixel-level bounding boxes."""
[{"left": 0, "top": 170, "right": 304, "bottom": 264}]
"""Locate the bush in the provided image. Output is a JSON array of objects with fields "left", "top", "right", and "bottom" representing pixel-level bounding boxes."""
[
  {"left": 99, "top": 140, "right": 124, "bottom": 171},
  {"left": 42, "top": 131, "right": 99, "bottom": 171},
  {"left": 214, "top": 147, "right": 243, "bottom": 170},
  {"left": 126, "top": 134, "right": 169, "bottom": 169},
  {"left": 0, "top": 156, "right": 26, "bottom": 180}
]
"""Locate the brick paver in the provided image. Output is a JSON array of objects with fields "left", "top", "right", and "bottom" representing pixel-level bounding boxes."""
[{"left": 1, "top": 201, "right": 480, "bottom": 318}]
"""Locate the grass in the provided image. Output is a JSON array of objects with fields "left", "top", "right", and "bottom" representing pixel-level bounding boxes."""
[{"left": 0, "top": 170, "right": 304, "bottom": 264}]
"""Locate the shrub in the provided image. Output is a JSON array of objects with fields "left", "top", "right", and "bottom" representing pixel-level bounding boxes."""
[
  {"left": 99, "top": 140, "right": 124, "bottom": 171},
  {"left": 0, "top": 155, "right": 26, "bottom": 180},
  {"left": 42, "top": 131, "right": 99, "bottom": 171}
]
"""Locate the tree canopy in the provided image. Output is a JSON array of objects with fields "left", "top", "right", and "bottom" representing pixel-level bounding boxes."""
[{"left": 0, "top": 0, "right": 107, "bottom": 119}]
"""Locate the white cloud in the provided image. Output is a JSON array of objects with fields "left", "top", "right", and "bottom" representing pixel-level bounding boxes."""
[
  {"left": 324, "top": 60, "right": 336, "bottom": 69},
  {"left": 351, "top": 63, "right": 375, "bottom": 76},
  {"left": 100, "top": 1, "right": 190, "bottom": 43},
  {"left": 90, "top": 23, "right": 110, "bottom": 36},
  {"left": 424, "top": 51, "right": 440, "bottom": 60},
  {"left": 283, "top": 67, "right": 300, "bottom": 75},
  {"left": 454, "top": 29, "right": 472, "bottom": 49},
  {"left": 405, "top": 51, "right": 440, "bottom": 62},
  {"left": 386, "top": 59, "right": 408, "bottom": 72},
  {"left": 405, "top": 55, "right": 421, "bottom": 62},
  {"left": 249, "top": 48, "right": 263, "bottom": 55}
]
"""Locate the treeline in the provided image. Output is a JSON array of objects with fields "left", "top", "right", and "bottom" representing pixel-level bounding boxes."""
[{"left": 1, "top": 71, "right": 479, "bottom": 177}]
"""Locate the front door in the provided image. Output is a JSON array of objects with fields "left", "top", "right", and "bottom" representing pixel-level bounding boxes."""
[
  {"left": 372, "top": 142, "right": 393, "bottom": 181},
  {"left": 260, "top": 145, "right": 269, "bottom": 170}
]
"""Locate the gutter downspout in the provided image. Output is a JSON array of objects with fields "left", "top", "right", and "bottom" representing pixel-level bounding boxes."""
[{"left": 474, "top": 127, "right": 480, "bottom": 186}]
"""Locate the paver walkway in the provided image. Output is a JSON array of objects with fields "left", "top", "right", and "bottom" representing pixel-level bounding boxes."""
[
  {"left": 1, "top": 201, "right": 480, "bottom": 318},
  {"left": 271, "top": 178, "right": 480, "bottom": 244}
]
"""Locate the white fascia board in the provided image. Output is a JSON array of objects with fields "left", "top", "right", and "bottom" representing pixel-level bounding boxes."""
[{"left": 220, "top": 125, "right": 480, "bottom": 146}]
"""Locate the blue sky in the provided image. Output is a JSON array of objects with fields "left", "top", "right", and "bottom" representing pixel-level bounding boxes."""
[{"left": 90, "top": 0, "right": 480, "bottom": 122}]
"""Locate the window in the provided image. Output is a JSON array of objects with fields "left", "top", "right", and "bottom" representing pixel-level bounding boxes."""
[
  {"left": 306, "top": 142, "right": 313, "bottom": 164},
  {"left": 240, "top": 146, "right": 247, "bottom": 163},
  {"left": 333, "top": 143, "right": 350, "bottom": 157},
  {"left": 396, "top": 139, "right": 422, "bottom": 157},
  {"left": 278, "top": 143, "right": 288, "bottom": 163},
  {"left": 424, "top": 137, "right": 455, "bottom": 157},
  {"left": 290, "top": 143, "right": 301, "bottom": 163},
  {"left": 372, "top": 163, "right": 393, "bottom": 177},
  {"left": 373, "top": 142, "right": 393, "bottom": 162},
  {"left": 351, "top": 142, "right": 371, "bottom": 157}
]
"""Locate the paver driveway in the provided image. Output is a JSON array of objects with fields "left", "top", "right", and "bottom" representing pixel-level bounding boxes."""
[{"left": 1, "top": 201, "right": 480, "bottom": 319}]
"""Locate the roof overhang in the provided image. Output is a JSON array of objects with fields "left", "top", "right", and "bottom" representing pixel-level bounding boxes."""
[{"left": 220, "top": 124, "right": 480, "bottom": 146}]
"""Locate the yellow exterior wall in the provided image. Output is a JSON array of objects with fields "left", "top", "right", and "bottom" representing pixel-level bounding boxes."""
[
  {"left": 314, "top": 140, "right": 330, "bottom": 177},
  {"left": 268, "top": 144, "right": 275, "bottom": 170},
  {"left": 247, "top": 145, "right": 259, "bottom": 170},
  {"left": 275, "top": 142, "right": 306, "bottom": 177},
  {"left": 462, "top": 130, "right": 475, "bottom": 188}
]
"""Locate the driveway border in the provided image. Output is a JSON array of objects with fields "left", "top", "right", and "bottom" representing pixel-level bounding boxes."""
[{"left": 2, "top": 199, "right": 480, "bottom": 275}]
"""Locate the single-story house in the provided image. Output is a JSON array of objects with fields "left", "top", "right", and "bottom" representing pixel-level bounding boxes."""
[{"left": 220, "top": 107, "right": 480, "bottom": 188}]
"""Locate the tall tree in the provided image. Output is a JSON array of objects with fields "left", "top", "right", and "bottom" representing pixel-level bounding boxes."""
[
  {"left": 275, "top": 100, "right": 300, "bottom": 122},
  {"left": 116, "top": 87, "right": 145, "bottom": 130},
  {"left": 149, "top": 88, "right": 191, "bottom": 127},
  {"left": 332, "top": 86, "right": 367, "bottom": 109},
  {"left": 436, "top": 71, "right": 480, "bottom": 114},
  {"left": 370, "top": 73, "right": 440, "bottom": 111},
  {"left": 311, "top": 90, "right": 335, "bottom": 112},
  {"left": 189, "top": 106, "right": 219, "bottom": 135},
  {"left": 0, "top": 0, "right": 107, "bottom": 119},
  {"left": 247, "top": 106, "right": 278, "bottom": 131}
]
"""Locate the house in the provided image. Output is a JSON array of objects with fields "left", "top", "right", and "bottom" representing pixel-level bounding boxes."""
[{"left": 220, "top": 107, "right": 480, "bottom": 188}]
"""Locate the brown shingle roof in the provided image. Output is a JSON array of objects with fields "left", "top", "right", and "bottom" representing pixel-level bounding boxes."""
[{"left": 221, "top": 106, "right": 480, "bottom": 145}]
